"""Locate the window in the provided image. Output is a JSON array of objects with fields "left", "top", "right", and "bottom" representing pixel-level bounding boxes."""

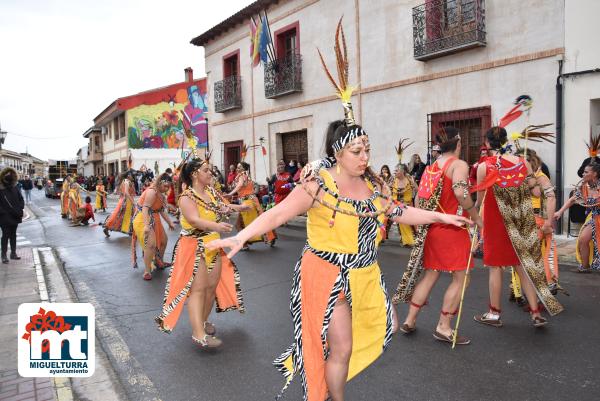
[
  {"left": 223, "top": 50, "right": 240, "bottom": 78},
  {"left": 429, "top": 106, "right": 491, "bottom": 165},
  {"left": 119, "top": 114, "right": 126, "bottom": 139},
  {"left": 275, "top": 22, "right": 299, "bottom": 60},
  {"left": 121, "top": 160, "right": 127, "bottom": 172},
  {"left": 94, "top": 136, "right": 100, "bottom": 149}
]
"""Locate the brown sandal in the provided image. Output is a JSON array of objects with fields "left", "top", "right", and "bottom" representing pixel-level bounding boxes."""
[
  {"left": 530, "top": 306, "right": 548, "bottom": 328},
  {"left": 399, "top": 323, "right": 416, "bottom": 334},
  {"left": 192, "top": 334, "right": 222, "bottom": 349},
  {"left": 433, "top": 330, "right": 471, "bottom": 345}
]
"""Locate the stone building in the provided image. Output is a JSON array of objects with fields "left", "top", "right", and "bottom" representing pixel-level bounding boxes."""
[{"left": 193, "top": 0, "right": 599, "bottom": 233}]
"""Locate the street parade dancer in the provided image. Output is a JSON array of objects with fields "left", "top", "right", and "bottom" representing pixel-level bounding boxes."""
[
  {"left": 131, "top": 173, "right": 175, "bottom": 280},
  {"left": 556, "top": 162, "right": 600, "bottom": 273},
  {"left": 391, "top": 163, "right": 416, "bottom": 246},
  {"left": 103, "top": 171, "right": 136, "bottom": 237},
  {"left": 60, "top": 175, "right": 72, "bottom": 218},
  {"left": 207, "top": 18, "right": 470, "bottom": 401},
  {"left": 226, "top": 160, "right": 276, "bottom": 249},
  {"left": 68, "top": 182, "right": 84, "bottom": 224},
  {"left": 95, "top": 179, "right": 107, "bottom": 213},
  {"left": 473, "top": 124, "right": 563, "bottom": 328},
  {"left": 155, "top": 156, "right": 247, "bottom": 348},
  {"left": 393, "top": 126, "right": 483, "bottom": 345},
  {"left": 509, "top": 135, "right": 563, "bottom": 302}
]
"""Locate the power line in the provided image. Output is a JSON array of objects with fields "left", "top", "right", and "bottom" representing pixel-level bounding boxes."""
[{"left": 6, "top": 132, "right": 77, "bottom": 140}]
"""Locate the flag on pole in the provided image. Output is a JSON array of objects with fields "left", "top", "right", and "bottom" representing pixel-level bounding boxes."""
[
  {"left": 251, "top": 18, "right": 263, "bottom": 67},
  {"left": 258, "top": 15, "right": 271, "bottom": 63},
  {"left": 249, "top": 19, "right": 261, "bottom": 67}
]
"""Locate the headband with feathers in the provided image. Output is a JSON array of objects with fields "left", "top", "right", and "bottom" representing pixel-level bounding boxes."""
[{"left": 318, "top": 17, "right": 367, "bottom": 153}]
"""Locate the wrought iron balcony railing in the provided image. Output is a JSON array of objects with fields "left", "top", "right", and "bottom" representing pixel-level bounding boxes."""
[
  {"left": 214, "top": 75, "right": 242, "bottom": 113},
  {"left": 413, "top": 0, "right": 486, "bottom": 61},
  {"left": 264, "top": 53, "right": 303, "bottom": 99}
]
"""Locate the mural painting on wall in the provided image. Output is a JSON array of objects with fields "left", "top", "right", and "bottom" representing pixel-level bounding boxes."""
[{"left": 126, "top": 84, "right": 208, "bottom": 149}]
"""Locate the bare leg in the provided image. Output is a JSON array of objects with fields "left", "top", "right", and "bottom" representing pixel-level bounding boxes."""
[
  {"left": 488, "top": 267, "right": 503, "bottom": 312},
  {"left": 143, "top": 232, "right": 157, "bottom": 275},
  {"left": 579, "top": 225, "right": 593, "bottom": 269},
  {"left": 437, "top": 270, "right": 465, "bottom": 335},
  {"left": 403, "top": 270, "right": 440, "bottom": 327},
  {"left": 203, "top": 256, "right": 222, "bottom": 322},
  {"left": 187, "top": 260, "right": 209, "bottom": 339},
  {"left": 157, "top": 231, "right": 168, "bottom": 265},
  {"left": 514, "top": 264, "right": 542, "bottom": 319},
  {"left": 325, "top": 299, "right": 352, "bottom": 401}
]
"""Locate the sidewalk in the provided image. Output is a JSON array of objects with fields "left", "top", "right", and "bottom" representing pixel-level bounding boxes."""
[{"left": 0, "top": 247, "right": 57, "bottom": 401}]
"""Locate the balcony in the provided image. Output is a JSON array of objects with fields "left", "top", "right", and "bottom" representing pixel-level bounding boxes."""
[
  {"left": 413, "top": 0, "right": 486, "bottom": 61},
  {"left": 264, "top": 53, "right": 303, "bottom": 99},
  {"left": 214, "top": 75, "right": 242, "bottom": 113}
]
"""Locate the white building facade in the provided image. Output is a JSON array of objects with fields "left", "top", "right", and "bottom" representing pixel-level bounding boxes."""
[{"left": 195, "top": 0, "right": 597, "bottom": 233}]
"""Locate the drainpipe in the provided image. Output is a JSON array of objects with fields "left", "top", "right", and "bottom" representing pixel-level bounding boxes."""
[
  {"left": 555, "top": 60, "right": 563, "bottom": 234},
  {"left": 556, "top": 65, "right": 600, "bottom": 235}
]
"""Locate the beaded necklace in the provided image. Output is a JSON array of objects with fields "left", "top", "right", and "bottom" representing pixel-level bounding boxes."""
[
  {"left": 302, "top": 158, "right": 394, "bottom": 235},
  {"left": 183, "top": 187, "right": 230, "bottom": 220}
]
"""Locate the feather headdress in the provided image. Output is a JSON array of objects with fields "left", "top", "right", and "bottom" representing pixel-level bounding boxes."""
[
  {"left": 395, "top": 138, "right": 414, "bottom": 163},
  {"left": 499, "top": 95, "right": 533, "bottom": 128},
  {"left": 585, "top": 129, "right": 600, "bottom": 157},
  {"left": 511, "top": 123, "right": 555, "bottom": 151},
  {"left": 317, "top": 17, "right": 355, "bottom": 126},
  {"left": 240, "top": 143, "right": 248, "bottom": 162},
  {"left": 318, "top": 17, "right": 366, "bottom": 154}
]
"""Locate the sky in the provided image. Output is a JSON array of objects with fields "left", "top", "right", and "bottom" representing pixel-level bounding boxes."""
[{"left": 0, "top": 0, "right": 254, "bottom": 160}]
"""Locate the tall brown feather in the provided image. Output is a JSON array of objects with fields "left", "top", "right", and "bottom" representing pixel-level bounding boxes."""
[{"left": 317, "top": 48, "right": 341, "bottom": 94}]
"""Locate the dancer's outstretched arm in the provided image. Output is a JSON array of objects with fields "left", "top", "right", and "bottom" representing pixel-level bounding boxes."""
[
  {"left": 206, "top": 183, "right": 316, "bottom": 258},
  {"left": 391, "top": 206, "right": 471, "bottom": 228}
]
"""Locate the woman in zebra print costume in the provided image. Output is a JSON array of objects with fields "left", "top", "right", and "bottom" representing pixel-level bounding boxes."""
[{"left": 207, "top": 121, "right": 470, "bottom": 401}]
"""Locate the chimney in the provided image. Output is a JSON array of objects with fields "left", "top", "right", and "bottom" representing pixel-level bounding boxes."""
[{"left": 184, "top": 67, "right": 193, "bottom": 83}]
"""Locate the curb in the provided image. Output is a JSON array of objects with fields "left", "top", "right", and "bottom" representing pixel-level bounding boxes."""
[{"left": 32, "top": 247, "right": 75, "bottom": 401}]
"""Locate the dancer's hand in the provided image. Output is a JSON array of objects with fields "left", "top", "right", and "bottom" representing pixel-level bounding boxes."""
[
  {"left": 553, "top": 211, "right": 563, "bottom": 221},
  {"left": 214, "top": 222, "right": 233, "bottom": 233},
  {"left": 206, "top": 235, "right": 243, "bottom": 259},
  {"left": 439, "top": 214, "right": 472, "bottom": 228}
]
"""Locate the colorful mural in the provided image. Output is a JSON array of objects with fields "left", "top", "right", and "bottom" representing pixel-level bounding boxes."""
[{"left": 123, "top": 83, "right": 208, "bottom": 149}]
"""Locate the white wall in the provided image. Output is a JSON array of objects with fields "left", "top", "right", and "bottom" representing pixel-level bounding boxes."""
[
  {"left": 563, "top": 0, "right": 600, "bottom": 193},
  {"left": 202, "top": 0, "right": 565, "bottom": 184}
]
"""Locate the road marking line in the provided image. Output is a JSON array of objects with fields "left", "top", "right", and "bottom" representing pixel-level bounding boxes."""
[{"left": 17, "top": 241, "right": 32, "bottom": 246}]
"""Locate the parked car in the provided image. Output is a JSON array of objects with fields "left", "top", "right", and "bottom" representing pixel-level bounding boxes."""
[{"left": 45, "top": 178, "right": 63, "bottom": 198}]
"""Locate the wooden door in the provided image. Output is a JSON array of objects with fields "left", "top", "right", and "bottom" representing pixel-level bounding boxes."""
[
  {"left": 223, "top": 140, "right": 243, "bottom": 171},
  {"left": 281, "top": 130, "right": 308, "bottom": 165}
]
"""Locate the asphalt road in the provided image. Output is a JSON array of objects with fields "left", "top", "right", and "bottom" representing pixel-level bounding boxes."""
[{"left": 18, "top": 189, "right": 600, "bottom": 401}]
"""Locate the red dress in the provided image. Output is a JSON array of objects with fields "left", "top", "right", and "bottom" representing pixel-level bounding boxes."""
[
  {"left": 423, "top": 166, "right": 473, "bottom": 271},
  {"left": 482, "top": 157, "right": 525, "bottom": 266},
  {"left": 273, "top": 172, "right": 292, "bottom": 204}
]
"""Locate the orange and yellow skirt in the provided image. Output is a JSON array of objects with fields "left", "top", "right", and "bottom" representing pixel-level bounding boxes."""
[
  {"left": 238, "top": 195, "right": 276, "bottom": 245},
  {"left": 155, "top": 231, "right": 244, "bottom": 333},
  {"left": 131, "top": 209, "right": 167, "bottom": 268},
  {"left": 103, "top": 196, "right": 134, "bottom": 235},
  {"left": 274, "top": 247, "right": 392, "bottom": 401}
]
